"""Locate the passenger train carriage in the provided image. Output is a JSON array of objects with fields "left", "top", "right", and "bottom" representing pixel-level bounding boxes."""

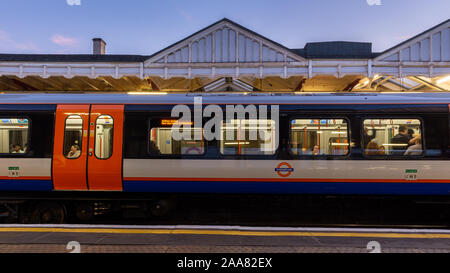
[{"left": 0, "top": 92, "right": 449, "bottom": 223}]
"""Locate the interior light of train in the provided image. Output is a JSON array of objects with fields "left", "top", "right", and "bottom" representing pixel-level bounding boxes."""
[
  {"left": 292, "top": 127, "right": 341, "bottom": 130},
  {"left": 64, "top": 113, "right": 89, "bottom": 116},
  {"left": 382, "top": 143, "right": 409, "bottom": 146},
  {"left": 221, "top": 126, "right": 273, "bottom": 129},
  {"left": 331, "top": 143, "right": 349, "bottom": 146},
  {"left": 224, "top": 142, "right": 251, "bottom": 145}
]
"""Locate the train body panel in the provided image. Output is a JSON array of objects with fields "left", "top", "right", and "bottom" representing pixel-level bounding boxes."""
[
  {"left": 123, "top": 159, "right": 450, "bottom": 195},
  {"left": 0, "top": 92, "right": 449, "bottom": 198},
  {"left": 0, "top": 158, "right": 52, "bottom": 191}
]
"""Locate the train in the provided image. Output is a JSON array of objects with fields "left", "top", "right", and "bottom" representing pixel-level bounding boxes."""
[{"left": 0, "top": 92, "right": 449, "bottom": 223}]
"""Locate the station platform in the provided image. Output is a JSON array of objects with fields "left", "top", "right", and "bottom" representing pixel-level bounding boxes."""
[{"left": 0, "top": 224, "right": 449, "bottom": 253}]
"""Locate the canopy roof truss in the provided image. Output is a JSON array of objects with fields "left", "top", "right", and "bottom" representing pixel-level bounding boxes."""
[{"left": 0, "top": 18, "right": 448, "bottom": 92}]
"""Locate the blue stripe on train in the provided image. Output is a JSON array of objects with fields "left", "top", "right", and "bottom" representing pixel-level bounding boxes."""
[
  {"left": 123, "top": 180, "right": 450, "bottom": 196},
  {"left": 0, "top": 179, "right": 53, "bottom": 191}
]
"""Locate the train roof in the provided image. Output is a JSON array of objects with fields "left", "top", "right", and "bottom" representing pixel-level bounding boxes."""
[{"left": 1, "top": 92, "right": 450, "bottom": 105}]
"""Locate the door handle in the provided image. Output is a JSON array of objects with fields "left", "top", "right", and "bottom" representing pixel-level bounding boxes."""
[{"left": 89, "top": 152, "right": 93, "bottom": 156}]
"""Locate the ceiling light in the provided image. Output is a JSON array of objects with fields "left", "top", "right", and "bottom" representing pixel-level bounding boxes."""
[
  {"left": 127, "top": 91, "right": 168, "bottom": 95},
  {"left": 436, "top": 76, "right": 450, "bottom": 84}
]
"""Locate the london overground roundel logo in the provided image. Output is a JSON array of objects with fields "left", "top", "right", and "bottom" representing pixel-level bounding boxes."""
[{"left": 275, "top": 162, "right": 294, "bottom": 177}]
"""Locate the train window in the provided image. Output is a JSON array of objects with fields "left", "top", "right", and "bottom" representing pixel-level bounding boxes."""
[
  {"left": 0, "top": 118, "right": 29, "bottom": 155},
  {"left": 94, "top": 115, "right": 114, "bottom": 159},
  {"left": 290, "top": 119, "right": 349, "bottom": 156},
  {"left": 149, "top": 119, "right": 205, "bottom": 155},
  {"left": 63, "top": 115, "right": 83, "bottom": 159},
  {"left": 362, "top": 119, "right": 423, "bottom": 156},
  {"left": 220, "top": 119, "right": 277, "bottom": 156}
]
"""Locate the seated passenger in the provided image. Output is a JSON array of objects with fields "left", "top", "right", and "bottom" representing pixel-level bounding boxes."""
[
  {"left": 310, "top": 145, "right": 320, "bottom": 156},
  {"left": 404, "top": 136, "right": 422, "bottom": 156},
  {"left": 11, "top": 144, "right": 24, "bottom": 153},
  {"left": 408, "top": 130, "right": 419, "bottom": 145},
  {"left": 379, "top": 145, "right": 385, "bottom": 155},
  {"left": 24, "top": 143, "right": 34, "bottom": 156},
  {"left": 363, "top": 126, "right": 377, "bottom": 149},
  {"left": 391, "top": 125, "right": 411, "bottom": 155},
  {"left": 365, "top": 140, "right": 384, "bottom": 156},
  {"left": 67, "top": 144, "right": 81, "bottom": 158}
]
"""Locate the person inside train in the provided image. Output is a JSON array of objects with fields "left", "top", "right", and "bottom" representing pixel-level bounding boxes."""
[
  {"left": 23, "top": 143, "right": 34, "bottom": 156},
  {"left": 379, "top": 145, "right": 385, "bottom": 155},
  {"left": 311, "top": 145, "right": 320, "bottom": 156},
  {"left": 391, "top": 125, "right": 412, "bottom": 155},
  {"left": 11, "top": 144, "right": 24, "bottom": 153},
  {"left": 365, "top": 140, "right": 384, "bottom": 156},
  {"left": 363, "top": 125, "right": 377, "bottom": 149},
  {"left": 67, "top": 144, "right": 81, "bottom": 158},
  {"left": 404, "top": 135, "right": 422, "bottom": 156}
]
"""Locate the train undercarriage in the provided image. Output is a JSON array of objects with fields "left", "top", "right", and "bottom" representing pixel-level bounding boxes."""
[
  {"left": 0, "top": 192, "right": 178, "bottom": 224},
  {"left": 0, "top": 192, "right": 448, "bottom": 225}
]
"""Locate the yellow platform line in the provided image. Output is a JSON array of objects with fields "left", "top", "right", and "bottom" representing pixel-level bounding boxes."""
[{"left": 0, "top": 227, "right": 450, "bottom": 239}]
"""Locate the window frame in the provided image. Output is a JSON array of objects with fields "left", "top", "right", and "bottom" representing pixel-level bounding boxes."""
[
  {"left": 288, "top": 116, "right": 352, "bottom": 159},
  {"left": 93, "top": 114, "right": 114, "bottom": 160},
  {"left": 146, "top": 117, "right": 207, "bottom": 158},
  {"left": 63, "top": 114, "right": 83, "bottom": 160},
  {"left": 0, "top": 116, "right": 32, "bottom": 157},
  {"left": 360, "top": 116, "right": 426, "bottom": 159}
]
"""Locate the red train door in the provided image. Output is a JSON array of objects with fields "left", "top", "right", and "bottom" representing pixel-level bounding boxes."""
[
  {"left": 53, "top": 105, "right": 90, "bottom": 190},
  {"left": 52, "top": 104, "right": 124, "bottom": 191},
  {"left": 87, "top": 105, "right": 124, "bottom": 191}
]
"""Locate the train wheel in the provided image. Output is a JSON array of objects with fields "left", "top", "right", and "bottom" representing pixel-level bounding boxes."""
[
  {"left": 149, "top": 197, "right": 177, "bottom": 217},
  {"left": 30, "top": 202, "right": 66, "bottom": 224},
  {"left": 150, "top": 199, "right": 171, "bottom": 217},
  {"left": 75, "top": 203, "right": 94, "bottom": 221}
]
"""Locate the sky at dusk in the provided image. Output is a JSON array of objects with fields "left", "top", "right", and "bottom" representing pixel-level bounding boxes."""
[{"left": 0, "top": 0, "right": 449, "bottom": 55}]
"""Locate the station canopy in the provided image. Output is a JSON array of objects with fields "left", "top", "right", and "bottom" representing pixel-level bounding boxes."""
[{"left": 0, "top": 18, "right": 449, "bottom": 93}]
